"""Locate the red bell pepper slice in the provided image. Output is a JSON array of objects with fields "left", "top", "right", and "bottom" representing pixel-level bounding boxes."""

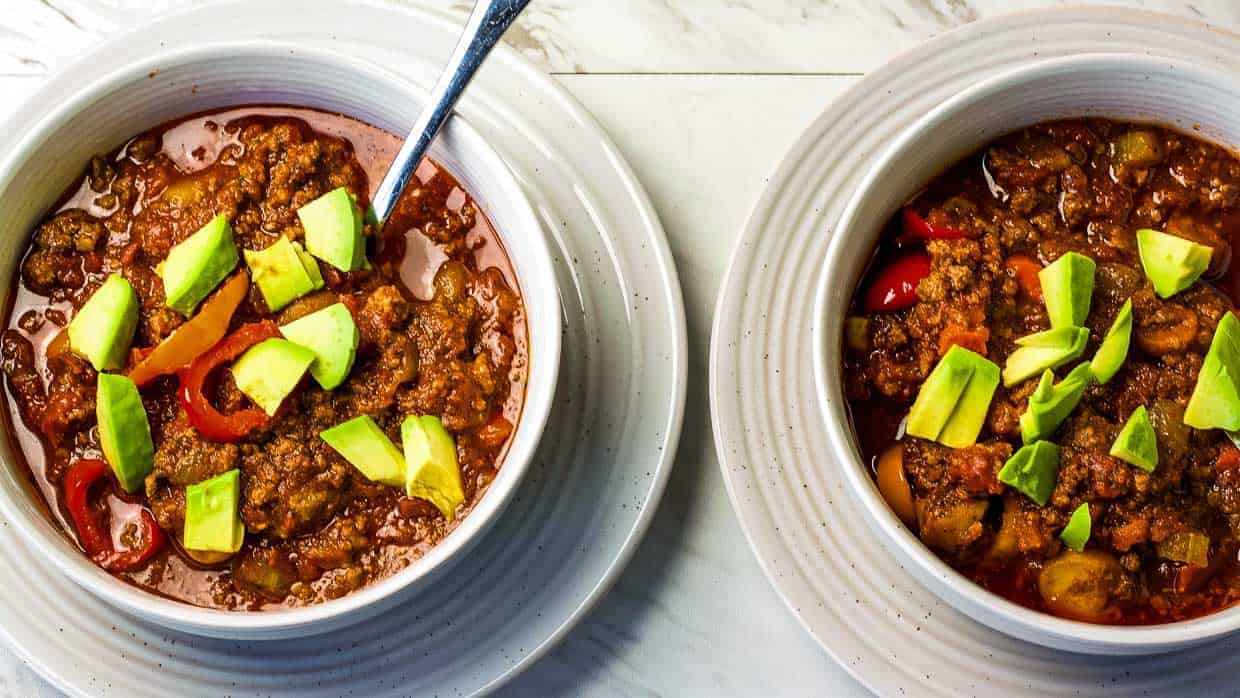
[
  {"left": 900, "top": 207, "right": 973, "bottom": 241},
  {"left": 64, "top": 459, "right": 165, "bottom": 572},
  {"left": 863, "top": 253, "right": 931, "bottom": 313},
  {"left": 64, "top": 459, "right": 112, "bottom": 558},
  {"left": 96, "top": 509, "right": 166, "bottom": 571},
  {"left": 178, "top": 321, "right": 279, "bottom": 442}
]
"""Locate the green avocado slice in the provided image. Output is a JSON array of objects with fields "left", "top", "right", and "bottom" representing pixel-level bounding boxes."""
[
  {"left": 997, "top": 440, "right": 1061, "bottom": 506},
  {"left": 1090, "top": 299, "right": 1133, "bottom": 384},
  {"left": 1110, "top": 405, "right": 1158, "bottom": 472},
  {"left": 1039, "top": 251, "right": 1096, "bottom": 329},
  {"left": 321, "top": 415, "right": 405, "bottom": 487},
  {"left": 96, "top": 373, "right": 154, "bottom": 493},
  {"left": 906, "top": 346, "right": 999, "bottom": 447},
  {"left": 937, "top": 350, "right": 1001, "bottom": 448},
  {"left": 1184, "top": 312, "right": 1240, "bottom": 431},
  {"left": 231, "top": 338, "right": 315, "bottom": 416},
  {"left": 243, "top": 237, "right": 321, "bottom": 312},
  {"left": 1019, "top": 363, "right": 1094, "bottom": 444},
  {"left": 1186, "top": 312, "right": 1240, "bottom": 428},
  {"left": 67, "top": 273, "right": 138, "bottom": 372},
  {"left": 161, "top": 214, "right": 239, "bottom": 316},
  {"left": 905, "top": 349, "right": 973, "bottom": 443},
  {"left": 294, "top": 242, "right": 325, "bottom": 290},
  {"left": 280, "top": 303, "right": 358, "bottom": 390},
  {"left": 1060, "top": 503, "right": 1092, "bottom": 552},
  {"left": 1137, "top": 227, "right": 1212, "bottom": 299},
  {"left": 299, "top": 187, "right": 366, "bottom": 272},
  {"left": 402, "top": 415, "right": 465, "bottom": 520},
  {"left": 1002, "top": 326, "right": 1090, "bottom": 387},
  {"left": 184, "top": 469, "right": 245, "bottom": 554}
]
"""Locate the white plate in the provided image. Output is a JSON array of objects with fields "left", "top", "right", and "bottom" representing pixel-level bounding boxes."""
[
  {"left": 0, "top": 1, "right": 687, "bottom": 696},
  {"left": 711, "top": 7, "right": 1240, "bottom": 696}
]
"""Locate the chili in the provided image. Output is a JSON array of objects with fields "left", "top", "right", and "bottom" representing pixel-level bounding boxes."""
[{"left": 178, "top": 320, "right": 279, "bottom": 442}]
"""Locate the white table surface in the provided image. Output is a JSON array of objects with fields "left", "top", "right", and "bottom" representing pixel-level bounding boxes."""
[{"left": 2, "top": 1, "right": 1239, "bottom": 696}]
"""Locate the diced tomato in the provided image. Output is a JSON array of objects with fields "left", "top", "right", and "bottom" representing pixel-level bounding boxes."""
[
  {"left": 1004, "top": 255, "right": 1044, "bottom": 302},
  {"left": 1216, "top": 446, "right": 1240, "bottom": 473},
  {"left": 938, "top": 324, "right": 990, "bottom": 357}
]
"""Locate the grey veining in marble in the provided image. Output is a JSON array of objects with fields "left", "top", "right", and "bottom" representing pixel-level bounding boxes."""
[{"left": 6, "top": 0, "right": 1240, "bottom": 77}]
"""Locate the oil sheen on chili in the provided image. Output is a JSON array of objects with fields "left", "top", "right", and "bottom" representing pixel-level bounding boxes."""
[
  {"left": 843, "top": 119, "right": 1240, "bottom": 625},
  {"left": 0, "top": 106, "right": 528, "bottom": 610}
]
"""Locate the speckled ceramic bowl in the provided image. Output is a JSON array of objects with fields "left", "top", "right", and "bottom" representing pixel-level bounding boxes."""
[
  {"left": 814, "top": 53, "right": 1240, "bottom": 654},
  {"left": 0, "top": 40, "right": 560, "bottom": 640}
]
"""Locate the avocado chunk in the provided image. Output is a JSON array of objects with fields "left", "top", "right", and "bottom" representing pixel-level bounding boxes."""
[
  {"left": 1060, "top": 503, "right": 1092, "bottom": 552},
  {"left": 243, "top": 237, "right": 323, "bottom": 312},
  {"left": 1090, "top": 299, "right": 1133, "bottom": 384},
  {"left": 938, "top": 351, "right": 1001, "bottom": 448},
  {"left": 299, "top": 187, "right": 366, "bottom": 272},
  {"left": 321, "top": 415, "right": 405, "bottom": 487},
  {"left": 67, "top": 273, "right": 138, "bottom": 371},
  {"left": 161, "top": 214, "right": 239, "bottom": 315},
  {"left": 184, "top": 469, "right": 245, "bottom": 554},
  {"left": 1039, "top": 251, "right": 1096, "bottom": 329},
  {"left": 906, "top": 350, "right": 973, "bottom": 442},
  {"left": 294, "top": 242, "right": 325, "bottom": 289},
  {"left": 906, "top": 346, "right": 999, "bottom": 447},
  {"left": 402, "top": 415, "right": 465, "bottom": 520},
  {"left": 998, "top": 440, "right": 1061, "bottom": 506},
  {"left": 1002, "top": 326, "right": 1089, "bottom": 387},
  {"left": 1110, "top": 405, "right": 1158, "bottom": 472},
  {"left": 1136, "top": 227, "right": 1212, "bottom": 299},
  {"left": 1184, "top": 312, "right": 1240, "bottom": 431},
  {"left": 1019, "top": 363, "right": 1094, "bottom": 444},
  {"left": 230, "top": 338, "right": 315, "bottom": 416},
  {"left": 279, "top": 303, "right": 358, "bottom": 390},
  {"left": 96, "top": 373, "right": 153, "bottom": 493}
]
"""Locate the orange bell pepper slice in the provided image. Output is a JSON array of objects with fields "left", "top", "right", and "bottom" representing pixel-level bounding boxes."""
[{"left": 128, "top": 271, "right": 250, "bottom": 387}]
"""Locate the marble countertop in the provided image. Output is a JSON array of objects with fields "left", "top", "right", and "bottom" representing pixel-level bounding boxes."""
[{"left": 2, "top": 1, "right": 1239, "bottom": 695}]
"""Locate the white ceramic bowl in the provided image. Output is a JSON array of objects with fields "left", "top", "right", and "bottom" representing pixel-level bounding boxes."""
[
  {"left": 813, "top": 53, "right": 1240, "bottom": 654},
  {"left": 0, "top": 41, "right": 561, "bottom": 640}
]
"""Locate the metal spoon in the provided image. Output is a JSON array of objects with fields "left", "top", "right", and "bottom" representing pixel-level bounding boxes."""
[{"left": 369, "top": 0, "right": 531, "bottom": 226}]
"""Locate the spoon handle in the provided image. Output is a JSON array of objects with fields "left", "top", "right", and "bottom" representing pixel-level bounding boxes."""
[{"left": 369, "top": 0, "right": 531, "bottom": 225}]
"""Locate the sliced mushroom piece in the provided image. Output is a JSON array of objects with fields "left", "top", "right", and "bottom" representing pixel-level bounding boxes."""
[
  {"left": 983, "top": 495, "right": 1025, "bottom": 563},
  {"left": 916, "top": 497, "right": 989, "bottom": 554},
  {"left": 1038, "top": 549, "right": 1125, "bottom": 622},
  {"left": 875, "top": 443, "right": 916, "bottom": 529}
]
